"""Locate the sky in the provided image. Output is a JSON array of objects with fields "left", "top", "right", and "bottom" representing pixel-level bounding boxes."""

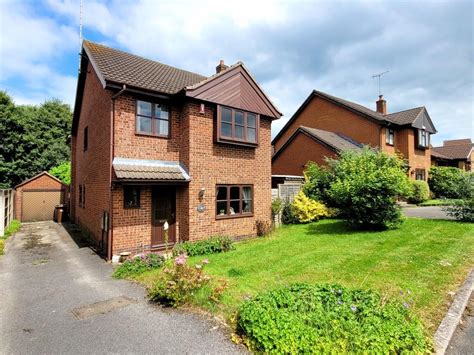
[{"left": 0, "top": 0, "right": 472, "bottom": 145}]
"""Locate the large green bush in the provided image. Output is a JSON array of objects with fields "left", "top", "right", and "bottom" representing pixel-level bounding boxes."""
[
  {"left": 444, "top": 198, "right": 474, "bottom": 222},
  {"left": 428, "top": 167, "right": 471, "bottom": 199},
  {"left": 328, "top": 147, "right": 411, "bottom": 229},
  {"left": 408, "top": 180, "right": 430, "bottom": 204},
  {"left": 303, "top": 162, "right": 335, "bottom": 205},
  {"left": 172, "top": 236, "right": 234, "bottom": 256},
  {"left": 237, "top": 283, "right": 429, "bottom": 353}
]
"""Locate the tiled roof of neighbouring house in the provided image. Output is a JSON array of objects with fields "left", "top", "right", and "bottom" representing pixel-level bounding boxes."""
[
  {"left": 385, "top": 106, "right": 425, "bottom": 125},
  {"left": 432, "top": 139, "right": 473, "bottom": 160},
  {"left": 84, "top": 41, "right": 207, "bottom": 94},
  {"left": 299, "top": 126, "right": 363, "bottom": 152},
  {"left": 113, "top": 158, "right": 191, "bottom": 181}
]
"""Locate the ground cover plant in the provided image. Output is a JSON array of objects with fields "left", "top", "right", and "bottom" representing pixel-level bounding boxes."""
[
  {"left": 172, "top": 235, "right": 234, "bottom": 256},
  {"left": 113, "top": 253, "right": 165, "bottom": 279},
  {"left": 0, "top": 220, "right": 21, "bottom": 255},
  {"left": 237, "top": 283, "right": 428, "bottom": 353}
]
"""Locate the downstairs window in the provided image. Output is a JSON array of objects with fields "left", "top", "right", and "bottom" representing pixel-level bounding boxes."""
[{"left": 216, "top": 185, "right": 253, "bottom": 218}]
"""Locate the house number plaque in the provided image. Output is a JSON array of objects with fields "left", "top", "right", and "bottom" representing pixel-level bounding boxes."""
[{"left": 197, "top": 204, "right": 206, "bottom": 213}]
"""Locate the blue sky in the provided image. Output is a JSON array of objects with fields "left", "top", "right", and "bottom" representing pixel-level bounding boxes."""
[{"left": 0, "top": 0, "right": 472, "bottom": 145}]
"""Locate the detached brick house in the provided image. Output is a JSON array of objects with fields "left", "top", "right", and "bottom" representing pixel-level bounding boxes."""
[
  {"left": 431, "top": 139, "right": 473, "bottom": 171},
  {"left": 72, "top": 41, "right": 281, "bottom": 259},
  {"left": 272, "top": 90, "right": 437, "bottom": 180}
]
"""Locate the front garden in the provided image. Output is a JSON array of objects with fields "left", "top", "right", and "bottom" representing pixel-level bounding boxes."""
[{"left": 114, "top": 149, "right": 473, "bottom": 352}]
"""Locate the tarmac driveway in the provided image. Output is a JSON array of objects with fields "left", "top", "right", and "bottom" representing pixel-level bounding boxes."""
[
  {"left": 402, "top": 206, "right": 454, "bottom": 219},
  {"left": 0, "top": 222, "right": 244, "bottom": 354}
]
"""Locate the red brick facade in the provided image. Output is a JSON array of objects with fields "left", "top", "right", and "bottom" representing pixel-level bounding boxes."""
[
  {"left": 72, "top": 62, "right": 276, "bottom": 257},
  {"left": 272, "top": 96, "right": 432, "bottom": 179}
]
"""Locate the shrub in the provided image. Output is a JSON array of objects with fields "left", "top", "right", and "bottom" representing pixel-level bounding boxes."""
[
  {"left": 113, "top": 253, "right": 165, "bottom": 279},
  {"left": 49, "top": 161, "right": 71, "bottom": 185},
  {"left": 444, "top": 198, "right": 474, "bottom": 222},
  {"left": 172, "top": 236, "right": 234, "bottom": 256},
  {"left": 237, "top": 283, "right": 428, "bottom": 353},
  {"left": 428, "top": 167, "right": 471, "bottom": 199},
  {"left": 148, "top": 254, "right": 225, "bottom": 307},
  {"left": 255, "top": 220, "right": 272, "bottom": 237},
  {"left": 271, "top": 198, "right": 283, "bottom": 217},
  {"left": 291, "top": 191, "right": 329, "bottom": 223},
  {"left": 303, "top": 162, "right": 335, "bottom": 205},
  {"left": 281, "top": 201, "right": 298, "bottom": 225},
  {"left": 328, "top": 147, "right": 411, "bottom": 229},
  {"left": 408, "top": 180, "right": 430, "bottom": 204}
]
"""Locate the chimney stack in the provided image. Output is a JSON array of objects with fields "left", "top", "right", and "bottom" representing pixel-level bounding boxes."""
[
  {"left": 216, "top": 59, "right": 228, "bottom": 74},
  {"left": 376, "top": 95, "right": 387, "bottom": 115}
]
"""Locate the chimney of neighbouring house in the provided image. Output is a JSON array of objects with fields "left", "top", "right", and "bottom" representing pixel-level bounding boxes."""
[
  {"left": 216, "top": 60, "right": 228, "bottom": 74},
  {"left": 376, "top": 95, "right": 387, "bottom": 115}
]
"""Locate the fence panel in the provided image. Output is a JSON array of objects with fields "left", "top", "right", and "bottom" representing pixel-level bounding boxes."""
[{"left": 0, "top": 189, "right": 15, "bottom": 237}]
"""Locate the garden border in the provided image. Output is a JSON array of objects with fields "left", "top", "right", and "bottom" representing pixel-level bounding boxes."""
[{"left": 433, "top": 269, "right": 474, "bottom": 354}]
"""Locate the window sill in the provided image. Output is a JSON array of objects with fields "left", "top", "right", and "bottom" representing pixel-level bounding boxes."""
[
  {"left": 216, "top": 213, "right": 253, "bottom": 220},
  {"left": 135, "top": 132, "right": 169, "bottom": 139},
  {"left": 216, "top": 137, "right": 258, "bottom": 148},
  {"left": 386, "top": 143, "right": 394, "bottom": 146}
]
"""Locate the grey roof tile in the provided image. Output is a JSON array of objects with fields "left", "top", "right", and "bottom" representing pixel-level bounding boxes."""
[{"left": 300, "top": 126, "right": 363, "bottom": 152}]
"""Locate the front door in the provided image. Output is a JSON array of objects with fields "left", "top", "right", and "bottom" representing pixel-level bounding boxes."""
[{"left": 152, "top": 187, "right": 176, "bottom": 247}]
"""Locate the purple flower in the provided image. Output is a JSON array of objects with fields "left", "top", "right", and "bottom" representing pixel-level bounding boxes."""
[
  {"left": 403, "top": 302, "right": 410, "bottom": 309},
  {"left": 351, "top": 305, "right": 357, "bottom": 312},
  {"left": 175, "top": 254, "right": 188, "bottom": 265}
]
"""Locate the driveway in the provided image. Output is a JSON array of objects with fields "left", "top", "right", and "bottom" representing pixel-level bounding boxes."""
[
  {"left": 402, "top": 206, "right": 453, "bottom": 219},
  {"left": 0, "top": 221, "right": 244, "bottom": 354}
]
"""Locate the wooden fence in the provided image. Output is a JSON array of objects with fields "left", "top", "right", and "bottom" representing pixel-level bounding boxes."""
[{"left": 0, "top": 189, "right": 15, "bottom": 237}]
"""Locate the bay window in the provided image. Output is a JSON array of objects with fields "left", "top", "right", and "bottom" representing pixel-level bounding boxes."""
[
  {"left": 417, "top": 129, "right": 429, "bottom": 148},
  {"left": 217, "top": 106, "right": 258, "bottom": 145}
]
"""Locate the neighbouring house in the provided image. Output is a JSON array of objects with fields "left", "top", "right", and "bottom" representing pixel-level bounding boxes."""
[
  {"left": 272, "top": 90, "right": 437, "bottom": 181},
  {"left": 431, "top": 139, "right": 473, "bottom": 171},
  {"left": 71, "top": 41, "right": 281, "bottom": 259},
  {"left": 15, "top": 171, "right": 68, "bottom": 222}
]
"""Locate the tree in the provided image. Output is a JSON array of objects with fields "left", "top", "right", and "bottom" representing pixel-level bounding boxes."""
[
  {"left": 428, "top": 166, "right": 472, "bottom": 199},
  {"left": 49, "top": 162, "right": 71, "bottom": 185},
  {"left": 328, "top": 147, "right": 411, "bottom": 229},
  {"left": 0, "top": 91, "right": 71, "bottom": 188}
]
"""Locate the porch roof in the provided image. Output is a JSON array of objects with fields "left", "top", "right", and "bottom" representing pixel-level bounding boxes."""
[{"left": 113, "top": 157, "right": 191, "bottom": 182}]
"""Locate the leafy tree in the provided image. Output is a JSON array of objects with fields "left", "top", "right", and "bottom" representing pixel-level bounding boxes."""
[
  {"left": 0, "top": 91, "right": 71, "bottom": 188},
  {"left": 49, "top": 161, "right": 71, "bottom": 185},
  {"left": 328, "top": 147, "right": 411, "bottom": 230},
  {"left": 428, "top": 166, "right": 472, "bottom": 199},
  {"left": 303, "top": 162, "right": 335, "bottom": 205}
]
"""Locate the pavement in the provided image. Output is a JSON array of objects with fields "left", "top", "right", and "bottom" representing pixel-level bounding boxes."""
[
  {"left": 446, "top": 294, "right": 474, "bottom": 355},
  {"left": 0, "top": 221, "right": 245, "bottom": 354},
  {"left": 402, "top": 206, "right": 453, "bottom": 220}
]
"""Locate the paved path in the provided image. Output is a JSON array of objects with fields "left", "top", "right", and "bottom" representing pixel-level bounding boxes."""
[
  {"left": 402, "top": 206, "right": 453, "bottom": 220},
  {"left": 446, "top": 294, "right": 474, "bottom": 355},
  {"left": 0, "top": 221, "right": 244, "bottom": 354}
]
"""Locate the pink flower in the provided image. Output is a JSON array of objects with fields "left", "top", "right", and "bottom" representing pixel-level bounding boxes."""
[
  {"left": 202, "top": 259, "right": 209, "bottom": 265},
  {"left": 174, "top": 253, "right": 188, "bottom": 265}
]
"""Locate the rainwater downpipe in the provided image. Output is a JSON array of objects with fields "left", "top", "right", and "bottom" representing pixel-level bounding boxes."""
[{"left": 108, "top": 84, "right": 127, "bottom": 261}]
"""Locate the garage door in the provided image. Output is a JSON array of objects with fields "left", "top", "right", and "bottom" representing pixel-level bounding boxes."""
[{"left": 22, "top": 190, "right": 64, "bottom": 222}]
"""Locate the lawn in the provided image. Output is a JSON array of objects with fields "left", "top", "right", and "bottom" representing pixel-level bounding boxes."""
[
  {"left": 418, "top": 199, "right": 460, "bottom": 206},
  {"left": 137, "top": 218, "right": 474, "bottom": 334},
  {"left": 0, "top": 220, "right": 21, "bottom": 255}
]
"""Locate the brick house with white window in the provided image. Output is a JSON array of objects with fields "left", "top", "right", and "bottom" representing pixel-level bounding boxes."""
[
  {"left": 71, "top": 41, "right": 281, "bottom": 259},
  {"left": 272, "top": 90, "right": 437, "bottom": 180}
]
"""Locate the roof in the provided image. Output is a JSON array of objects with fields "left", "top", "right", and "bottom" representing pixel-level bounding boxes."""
[
  {"left": 113, "top": 158, "right": 191, "bottom": 182},
  {"left": 432, "top": 139, "right": 473, "bottom": 160},
  {"left": 300, "top": 126, "right": 363, "bottom": 152},
  {"left": 15, "top": 171, "right": 68, "bottom": 189},
  {"left": 83, "top": 40, "right": 206, "bottom": 94},
  {"left": 272, "top": 90, "right": 437, "bottom": 145},
  {"left": 385, "top": 106, "right": 425, "bottom": 125}
]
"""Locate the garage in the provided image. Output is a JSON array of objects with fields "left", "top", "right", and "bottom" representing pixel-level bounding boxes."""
[{"left": 15, "top": 172, "right": 68, "bottom": 222}]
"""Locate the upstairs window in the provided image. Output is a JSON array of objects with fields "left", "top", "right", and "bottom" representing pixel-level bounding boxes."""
[
  {"left": 83, "top": 126, "right": 88, "bottom": 151},
  {"left": 216, "top": 185, "right": 253, "bottom": 218},
  {"left": 124, "top": 186, "right": 140, "bottom": 209},
  {"left": 217, "top": 106, "right": 258, "bottom": 146},
  {"left": 386, "top": 128, "right": 394, "bottom": 145},
  {"left": 136, "top": 100, "right": 170, "bottom": 137},
  {"left": 417, "top": 129, "right": 429, "bottom": 149}
]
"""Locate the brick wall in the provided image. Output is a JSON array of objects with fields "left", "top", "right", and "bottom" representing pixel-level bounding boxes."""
[
  {"left": 272, "top": 132, "right": 337, "bottom": 176},
  {"left": 15, "top": 174, "right": 66, "bottom": 221},
  {"left": 72, "top": 62, "right": 112, "bottom": 243}
]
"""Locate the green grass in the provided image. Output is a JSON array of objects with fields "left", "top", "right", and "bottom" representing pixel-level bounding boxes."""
[
  {"left": 418, "top": 199, "right": 460, "bottom": 206},
  {"left": 0, "top": 220, "right": 21, "bottom": 255},
  {"left": 137, "top": 218, "right": 474, "bottom": 334}
]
